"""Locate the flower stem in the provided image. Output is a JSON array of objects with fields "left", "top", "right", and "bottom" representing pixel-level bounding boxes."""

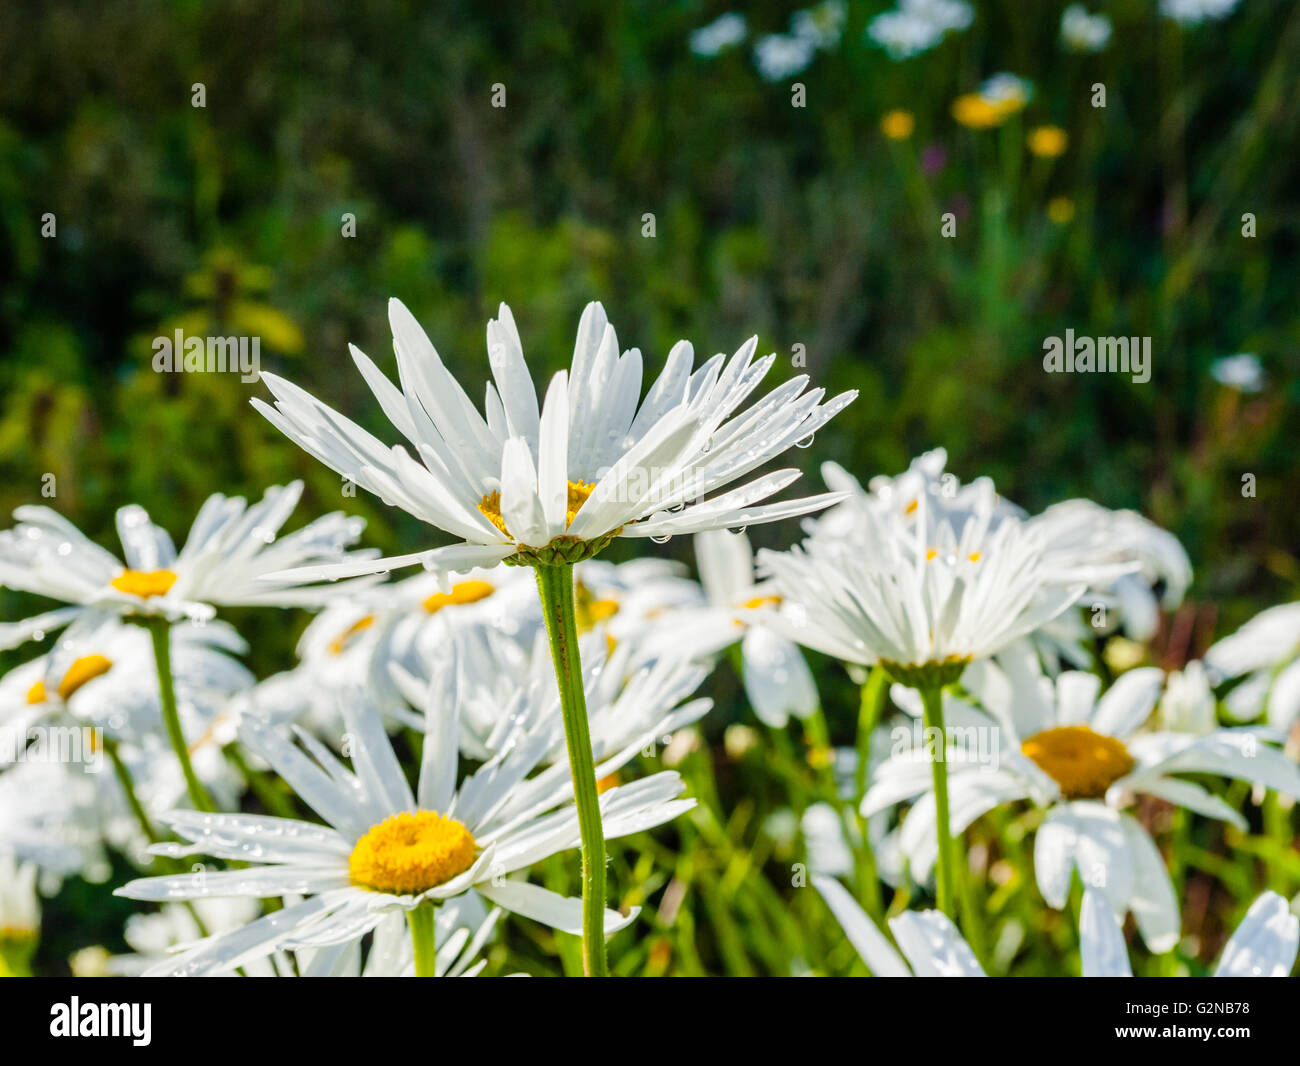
[
  {"left": 408, "top": 901, "right": 438, "bottom": 977},
  {"left": 534, "top": 562, "right": 608, "bottom": 977},
  {"left": 851, "top": 667, "right": 888, "bottom": 922},
  {"left": 918, "top": 684, "right": 956, "bottom": 920},
  {"left": 143, "top": 617, "right": 214, "bottom": 813}
]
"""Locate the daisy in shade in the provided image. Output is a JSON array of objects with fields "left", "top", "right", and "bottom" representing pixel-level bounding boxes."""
[
  {"left": 1205, "top": 603, "right": 1300, "bottom": 731},
  {"left": 654, "top": 530, "right": 818, "bottom": 729},
  {"left": 252, "top": 300, "right": 854, "bottom": 580},
  {"left": 1081, "top": 888, "right": 1298, "bottom": 977},
  {"left": 391, "top": 624, "right": 712, "bottom": 765},
  {"left": 0, "top": 481, "right": 375, "bottom": 648},
  {"left": 0, "top": 619, "right": 251, "bottom": 766},
  {"left": 292, "top": 564, "right": 539, "bottom": 735},
  {"left": 116, "top": 684, "right": 694, "bottom": 976},
  {"left": 813, "top": 875, "right": 984, "bottom": 976},
  {"left": 864, "top": 644, "right": 1300, "bottom": 950}
]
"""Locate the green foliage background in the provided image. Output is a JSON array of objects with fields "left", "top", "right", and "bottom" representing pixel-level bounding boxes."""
[{"left": 2, "top": 0, "right": 1298, "bottom": 975}]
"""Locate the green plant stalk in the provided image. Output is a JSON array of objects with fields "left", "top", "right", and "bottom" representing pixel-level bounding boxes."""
[
  {"left": 919, "top": 684, "right": 957, "bottom": 920},
  {"left": 852, "top": 668, "right": 888, "bottom": 921},
  {"left": 143, "top": 617, "right": 215, "bottom": 813},
  {"left": 534, "top": 562, "right": 608, "bottom": 977},
  {"left": 408, "top": 900, "right": 438, "bottom": 977}
]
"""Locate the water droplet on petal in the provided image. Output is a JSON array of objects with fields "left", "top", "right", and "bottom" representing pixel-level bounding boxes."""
[
  {"left": 795, "top": 432, "right": 815, "bottom": 449},
  {"left": 651, "top": 534, "right": 672, "bottom": 545}
]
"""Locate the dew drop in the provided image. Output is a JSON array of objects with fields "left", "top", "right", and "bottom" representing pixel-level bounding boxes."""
[
  {"left": 651, "top": 534, "right": 672, "bottom": 545},
  {"left": 727, "top": 526, "right": 747, "bottom": 536},
  {"left": 795, "top": 432, "right": 815, "bottom": 449}
]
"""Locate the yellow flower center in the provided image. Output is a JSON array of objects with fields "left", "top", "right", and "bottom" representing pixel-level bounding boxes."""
[
  {"left": 477, "top": 480, "right": 597, "bottom": 539},
  {"left": 348, "top": 811, "right": 477, "bottom": 895},
  {"left": 26, "top": 654, "right": 114, "bottom": 704},
  {"left": 1021, "top": 725, "right": 1134, "bottom": 800},
  {"left": 742, "top": 595, "right": 782, "bottom": 610},
  {"left": 328, "top": 615, "right": 374, "bottom": 656},
  {"left": 574, "top": 580, "right": 620, "bottom": 634},
  {"left": 110, "top": 569, "right": 178, "bottom": 599},
  {"left": 423, "top": 579, "right": 495, "bottom": 614},
  {"left": 952, "top": 93, "right": 1018, "bottom": 129}
]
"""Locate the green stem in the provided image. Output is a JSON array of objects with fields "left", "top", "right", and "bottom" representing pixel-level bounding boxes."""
[
  {"left": 143, "top": 617, "right": 214, "bottom": 813},
  {"left": 918, "top": 684, "right": 956, "bottom": 920},
  {"left": 408, "top": 901, "right": 438, "bottom": 977},
  {"left": 851, "top": 668, "right": 888, "bottom": 921},
  {"left": 534, "top": 563, "right": 608, "bottom": 977}
]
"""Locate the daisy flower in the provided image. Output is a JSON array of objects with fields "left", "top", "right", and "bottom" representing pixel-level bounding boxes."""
[
  {"left": 0, "top": 760, "right": 108, "bottom": 885},
  {"left": 1081, "top": 888, "right": 1298, "bottom": 977},
  {"left": 1205, "top": 603, "right": 1300, "bottom": 730},
  {"left": 814, "top": 874, "right": 984, "bottom": 976},
  {"left": 867, "top": 0, "right": 974, "bottom": 61},
  {"left": 865, "top": 645, "right": 1300, "bottom": 950},
  {"left": 811, "top": 449, "right": 1190, "bottom": 646},
  {"left": 252, "top": 300, "right": 854, "bottom": 579},
  {"left": 689, "top": 12, "right": 747, "bottom": 57},
  {"left": 0, "top": 480, "right": 374, "bottom": 647},
  {"left": 116, "top": 686, "right": 694, "bottom": 975},
  {"left": 1159, "top": 0, "right": 1242, "bottom": 27},
  {"left": 391, "top": 623, "right": 712, "bottom": 765},
  {"left": 759, "top": 491, "right": 1090, "bottom": 686}
]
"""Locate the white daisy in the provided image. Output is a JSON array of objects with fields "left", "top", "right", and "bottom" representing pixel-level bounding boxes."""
[
  {"left": 814, "top": 874, "right": 984, "bottom": 976},
  {"left": 864, "top": 645, "right": 1300, "bottom": 950},
  {"left": 867, "top": 0, "right": 974, "bottom": 60},
  {"left": 391, "top": 623, "right": 712, "bottom": 765},
  {"left": 1205, "top": 603, "right": 1300, "bottom": 730},
  {"left": 759, "top": 492, "right": 1089, "bottom": 685},
  {"left": 0, "top": 481, "right": 375, "bottom": 647},
  {"left": 810, "top": 449, "right": 1190, "bottom": 645},
  {"left": 1210, "top": 353, "right": 1265, "bottom": 394},
  {"left": 1, "top": 618, "right": 251, "bottom": 764},
  {"left": 1081, "top": 888, "right": 1299, "bottom": 977},
  {"left": 1159, "top": 0, "right": 1242, "bottom": 27},
  {"left": 116, "top": 686, "right": 694, "bottom": 974},
  {"left": 0, "top": 760, "right": 107, "bottom": 885},
  {"left": 253, "top": 302, "right": 854, "bottom": 582}
]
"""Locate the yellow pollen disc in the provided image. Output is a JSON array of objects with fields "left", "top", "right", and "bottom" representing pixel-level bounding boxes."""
[
  {"left": 349, "top": 811, "right": 477, "bottom": 895},
  {"left": 574, "top": 580, "right": 620, "bottom": 634},
  {"left": 477, "top": 481, "right": 597, "bottom": 539},
  {"left": 596, "top": 772, "right": 621, "bottom": 794},
  {"left": 1021, "top": 725, "right": 1134, "bottom": 800},
  {"left": 742, "top": 594, "right": 782, "bottom": 610},
  {"left": 968, "top": 551, "right": 981, "bottom": 563},
  {"left": 904, "top": 498, "right": 918, "bottom": 516},
  {"left": 110, "top": 569, "right": 178, "bottom": 599},
  {"left": 328, "top": 615, "right": 374, "bottom": 656},
  {"left": 423, "top": 579, "right": 495, "bottom": 615},
  {"left": 925, "top": 548, "right": 938, "bottom": 561},
  {"left": 25, "top": 681, "right": 46, "bottom": 705},
  {"left": 57, "top": 655, "right": 113, "bottom": 700}
]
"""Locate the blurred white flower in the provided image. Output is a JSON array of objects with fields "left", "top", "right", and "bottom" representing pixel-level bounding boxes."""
[
  {"left": 1205, "top": 603, "right": 1300, "bottom": 730},
  {"left": 867, "top": 0, "right": 974, "bottom": 60},
  {"left": 815, "top": 875, "right": 984, "bottom": 975},
  {"left": 689, "top": 12, "right": 747, "bottom": 57},
  {"left": 1160, "top": 0, "right": 1242, "bottom": 26},
  {"left": 1060, "top": 5, "right": 1111, "bottom": 52},
  {"left": 1082, "top": 888, "right": 1298, "bottom": 977},
  {"left": 753, "top": 33, "right": 817, "bottom": 81},
  {"left": 1159, "top": 661, "right": 1217, "bottom": 734},
  {"left": 792, "top": 1, "right": 848, "bottom": 50},
  {"left": 1211, "top": 353, "right": 1265, "bottom": 393}
]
